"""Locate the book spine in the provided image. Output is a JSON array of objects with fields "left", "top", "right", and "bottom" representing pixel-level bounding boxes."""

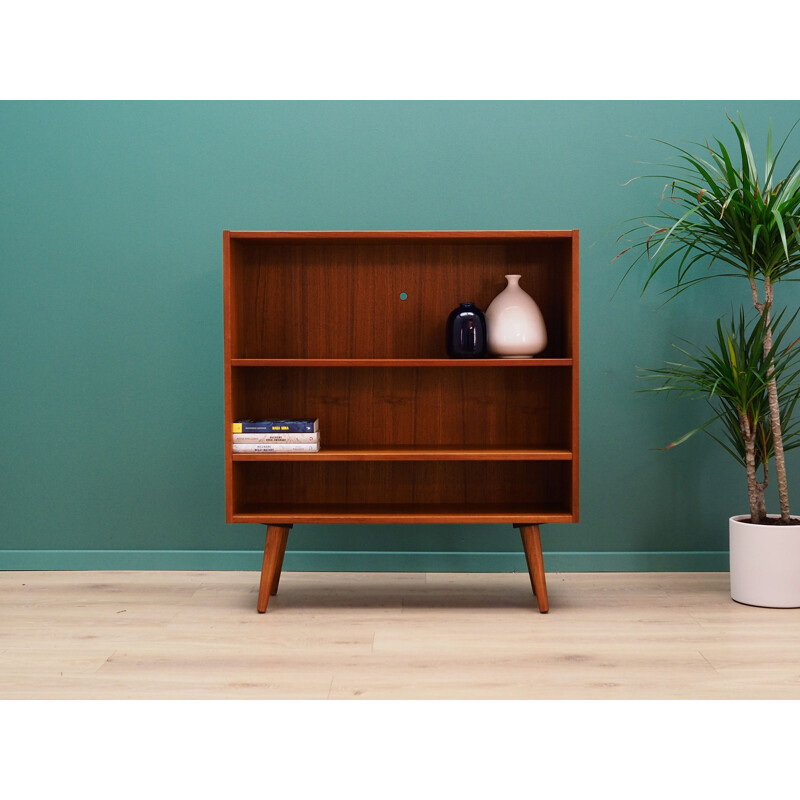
[
  {"left": 233, "top": 420, "right": 319, "bottom": 433},
  {"left": 232, "top": 443, "right": 320, "bottom": 453},
  {"left": 233, "top": 433, "right": 320, "bottom": 443}
]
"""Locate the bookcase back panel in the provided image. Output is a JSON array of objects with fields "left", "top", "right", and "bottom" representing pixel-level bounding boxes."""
[
  {"left": 230, "top": 239, "right": 573, "bottom": 359},
  {"left": 232, "top": 366, "right": 572, "bottom": 449},
  {"left": 233, "top": 460, "right": 571, "bottom": 512}
]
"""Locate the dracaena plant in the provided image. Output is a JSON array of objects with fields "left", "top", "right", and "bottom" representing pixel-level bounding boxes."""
[
  {"left": 617, "top": 113, "right": 800, "bottom": 522},
  {"left": 640, "top": 308, "right": 800, "bottom": 524}
]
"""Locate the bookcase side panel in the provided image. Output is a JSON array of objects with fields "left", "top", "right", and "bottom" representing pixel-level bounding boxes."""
[
  {"left": 223, "top": 232, "right": 234, "bottom": 521},
  {"left": 570, "top": 230, "right": 580, "bottom": 519}
]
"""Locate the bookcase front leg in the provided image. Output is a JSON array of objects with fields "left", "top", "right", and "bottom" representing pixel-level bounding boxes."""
[
  {"left": 257, "top": 524, "right": 292, "bottom": 613},
  {"left": 270, "top": 525, "right": 290, "bottom": 596},
  {"left": 515, "top": 523, "right": 549, "bottom": 613}
]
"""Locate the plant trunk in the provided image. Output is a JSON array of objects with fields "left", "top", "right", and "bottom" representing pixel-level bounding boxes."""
[
  {"left": 757, "top": 458, "right": 768, "bottom": 522},
  {"left": 759, "top": 279, "right": 791, "bottom": 521},
  {"left": 740, "top": 412, "right": 766, "bottom": 523}
]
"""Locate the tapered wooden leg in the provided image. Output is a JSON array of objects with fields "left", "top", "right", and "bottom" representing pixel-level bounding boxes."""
[
  {"left": 515, "top": 523, "right": 549, "bottom": 613},
  {"left": 270, "top": 527, "right": 290, "bottom": 596},
  {"left": 257, "top": 524, "right": 292, "bottom": 613}
]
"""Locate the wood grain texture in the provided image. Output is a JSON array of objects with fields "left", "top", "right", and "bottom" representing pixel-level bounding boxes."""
[
  {"left": 257, "top": 525, "right": 291, "bottom": 612},
  {"left": 232, "top": 446, "right": 573, "bottom": 462},
  {"left": 232, "top": 238, "right": 571, "bottom": 360},
  {"left": 233, "top": 366, "right": 571, "bottom": 448},
  {"left": 234, "top": 462, "right": 571, "bottom": 523},
  {"left": 270, "top": 527, "right": 290, "bottom": 596},
  {"left": 224, "top": 231, "right": 579, "bottom": 526},
  {"left": 517, "top": 523, "right": 550, "bottom": 612},
  {"left": 230, "top": 358, "right": 573, "bottom": 366},
  {"left": 231, "top": 505, "right": 574, "bottom": 525},
  {"left": 569, "top": 230, "right": 580, "bottom": 521},
  {"left": 3, "top": 571, "right": 799, "bottom": 699}
]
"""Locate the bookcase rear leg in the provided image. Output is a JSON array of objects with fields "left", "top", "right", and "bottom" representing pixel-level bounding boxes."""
[
  {"left": 257, "top": 524, "right": 292, "bottom": 613},
  {"left": 515, "top": 523, "right": 549, "bottom": 613}
]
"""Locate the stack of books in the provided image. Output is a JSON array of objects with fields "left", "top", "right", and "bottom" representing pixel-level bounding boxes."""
[{"left": 231, "top": 419, "right": 320, "bottom": 453}]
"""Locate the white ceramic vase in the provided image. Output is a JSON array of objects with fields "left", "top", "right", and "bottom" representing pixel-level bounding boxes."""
[
  {"left": 484, "top": 274, "right": 547, "bottom": 357},
  {"left": 729, "top": 515, "right": 800, "bottom": 608}
]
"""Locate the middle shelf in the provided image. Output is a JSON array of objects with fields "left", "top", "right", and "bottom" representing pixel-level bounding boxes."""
[
  {"left": 229, "top": 364, "right": 574, "bottom": 451},
  {"left": 231, "top": 446, "right": 574, "bottom": 462},
  {"left": 231, "top": 358, "right": 573, "bottom": 367}
]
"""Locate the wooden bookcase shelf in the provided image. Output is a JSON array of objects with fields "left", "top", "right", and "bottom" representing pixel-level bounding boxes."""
[
  {"left": 231, "top": 446, "right": 573, "bottom": 461},
  {"left": 231, "top": 358, "right": 574, "bottom": 367},
  {"left": 224, "top": 230, "right": 579, "bottom": 612},
  {"left": 231, "top": 503, "right": 574, "bottom": 525}
]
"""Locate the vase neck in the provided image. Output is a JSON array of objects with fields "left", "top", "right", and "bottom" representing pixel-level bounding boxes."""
[{"left": 504, "top": 274, "right": 521, "bottom": 288}]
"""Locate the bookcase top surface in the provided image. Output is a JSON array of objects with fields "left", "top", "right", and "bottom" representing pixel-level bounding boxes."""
[{"left": 225, "top": 229, "right": 578, "bottom": 240}]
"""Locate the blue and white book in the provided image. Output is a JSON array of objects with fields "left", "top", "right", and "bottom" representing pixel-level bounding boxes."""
[{"left": 233, "top": 418, "right": 319, "bottom": 433}]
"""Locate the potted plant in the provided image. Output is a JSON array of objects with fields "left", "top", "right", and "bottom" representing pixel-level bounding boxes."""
[
  {"left": 617, "top": 113, "right": 800, "bottom": 606},
  {"left": 640, "top": 308, "right": 800, "bottom": 605}
]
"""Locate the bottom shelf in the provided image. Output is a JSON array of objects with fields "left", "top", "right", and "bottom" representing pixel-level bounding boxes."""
[
  {"left": 231, "top": 503, "right": 574, "bottom": 525},
  {"left": 230, "top": 460, "right": 574, "bottom": 524}
]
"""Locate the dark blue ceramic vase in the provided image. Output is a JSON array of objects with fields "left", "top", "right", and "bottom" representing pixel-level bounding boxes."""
[{"left": 446, "top": 302, "right": 488, "bottom": 358}]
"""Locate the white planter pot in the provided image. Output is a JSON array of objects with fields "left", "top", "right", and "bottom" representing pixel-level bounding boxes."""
[
  {"left": 729, "top": 515, "right": 800, "bottom": 608},
  {"left": 485, "top": 274, "right": 547, "bottom": 357}
]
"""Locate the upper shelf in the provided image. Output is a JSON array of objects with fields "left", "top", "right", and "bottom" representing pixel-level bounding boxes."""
[
  {"left": 230, "top": 357, "right": 573, "bottom": 367},
  {"left": 225, "top": 230, "right": 579, "bottom": 362}
]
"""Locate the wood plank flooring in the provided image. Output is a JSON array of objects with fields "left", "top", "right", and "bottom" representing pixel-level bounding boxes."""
[{"left": 2, "top": 570, "right": 800, "bottom": 699}]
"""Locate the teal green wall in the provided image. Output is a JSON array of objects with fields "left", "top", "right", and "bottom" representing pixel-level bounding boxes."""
[{"left": 3, "top": 100, "right": 800, "bottom": 571}]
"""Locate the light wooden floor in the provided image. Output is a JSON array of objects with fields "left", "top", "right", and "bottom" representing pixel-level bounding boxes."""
[{"left": 2, "top": 570, "right": 800, "bottom": 699}]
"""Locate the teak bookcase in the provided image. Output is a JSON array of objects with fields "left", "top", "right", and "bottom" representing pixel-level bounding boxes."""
[{"left": 223, "top": 230, "right": 579, "bottom": 613}]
